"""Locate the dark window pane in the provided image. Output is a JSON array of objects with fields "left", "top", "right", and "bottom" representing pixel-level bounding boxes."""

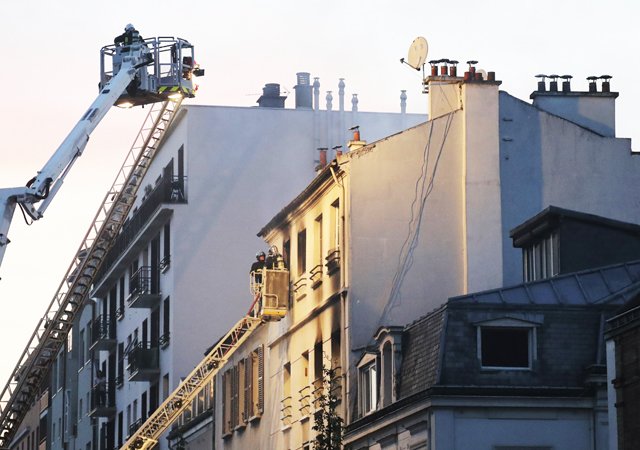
[{"left": 481, "top": 327, "right": 530, "bottom": 368}]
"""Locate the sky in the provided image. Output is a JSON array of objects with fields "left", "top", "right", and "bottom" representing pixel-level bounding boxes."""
[{"left": 0, "top": 0, "right": 638, "bottom": 390}]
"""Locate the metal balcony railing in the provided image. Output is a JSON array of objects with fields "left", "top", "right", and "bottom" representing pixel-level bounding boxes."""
[
  {"left": 127, "top": 343, "right": 160, "bottom": 381},
  {"left": 280, "top": 395, "right": 292, "bottom": 426},
  {"left": 96, "top": 175, "right": 187, "bottom": 281},
  {"left": 89, "top": 382, "right": 116, "bottom": 418},
  {"left": 298, "top": 385, "right": 311, "bottom": 417},
  {"left": 90, "top": 315, "right": 116, "bottom": 351},
  {"left": 127, "top": 266, "right": 161, "bottom": 308}
]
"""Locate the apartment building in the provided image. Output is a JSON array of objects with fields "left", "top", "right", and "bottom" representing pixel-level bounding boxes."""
[
  {"left": 169, "top": 61, "right": 640, "bottom": 449},
  {"left": 40, "top": 72, "right": 424, "bottom": 450}
]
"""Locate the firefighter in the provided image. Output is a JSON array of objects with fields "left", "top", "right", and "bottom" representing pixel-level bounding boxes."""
[
  {"left": 114, "top": 24, "right": 143, "bottom": 47},
  {"left": 250, "top": 251, "right": 266, "bottom": 285}
]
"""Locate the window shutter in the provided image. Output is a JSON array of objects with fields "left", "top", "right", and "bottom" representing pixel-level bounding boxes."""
[
  {"left": 245, "top": 356, "right": 252, "bottom": 419},
  {"left": 221, "top": 372, "right": 227, "bottom": 434},
  {"left": 231, "top": 365, "right": 238, "bottom": 429},
  {"left": 258, "top": 345, "right": 264, "bottom": 414}
]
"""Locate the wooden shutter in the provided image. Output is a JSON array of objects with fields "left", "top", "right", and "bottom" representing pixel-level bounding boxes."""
[
  {"left": 257, "top": 345, "right": 264, "bottom": 414},
  {"left": 245, "top": 356, "right": 252, "bottom": 419}
]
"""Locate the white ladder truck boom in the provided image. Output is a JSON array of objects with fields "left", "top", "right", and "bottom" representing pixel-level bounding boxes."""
[
  {"left": 0, "top": 31, "right": 203, "bottom": 272},
  {"left": 0, "top": 28, "right": 203, "bottom": 449},
  {"left": 123, "top": 260, "right": 290, "bottom": 450}
]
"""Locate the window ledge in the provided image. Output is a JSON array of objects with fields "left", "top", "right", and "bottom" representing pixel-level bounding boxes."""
[
  {"left": 248, "top": 414, "right": 261, "bottom": 424},
  {"left": 281, "top": 424, "right": 292, "bottom": 432}
]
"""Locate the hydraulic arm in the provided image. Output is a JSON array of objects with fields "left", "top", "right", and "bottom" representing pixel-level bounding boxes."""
[{"left": 0, "top": 45, "right": 151, "bottom": 270}]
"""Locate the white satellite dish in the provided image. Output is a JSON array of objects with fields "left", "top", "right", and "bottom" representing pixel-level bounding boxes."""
[{"left": 406, "top": 36, "right": 428, "bottom": 70}]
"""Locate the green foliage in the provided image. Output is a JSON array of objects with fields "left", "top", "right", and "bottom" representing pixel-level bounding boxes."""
[{"left": 312, "top": 365, "right": 344, "bottom": 450}]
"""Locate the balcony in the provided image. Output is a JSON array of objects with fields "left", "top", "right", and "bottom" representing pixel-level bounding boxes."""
[
  {"left": 127, "top": 266, "right": 161, "bottom": 308},
  {"left": 93, "top": 175, "right": 187, "bottom": 296},
  {"left": 280, "top": 395, "right": 292, "bottom": 427},
  {"left": 298, "top": 385, "right": 311, "bottom": 418},
  {"left": 90, "top": 315, "right": 116, "bottom": 351},
  {"left": 88, "top": 382, "right": 116, "bottom": 418},
  {"left": 128, "top": 418, "right": 144, "bottom": 438},
  {"left": 325, "top": 248, "right": 340, "bottom": 275},
  {"left": 127, "top": 343, "right": 160, "bottom": 382}
]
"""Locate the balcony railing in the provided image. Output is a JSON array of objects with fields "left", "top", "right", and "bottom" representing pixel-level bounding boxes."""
[
  {"left": 280, "top": 395, "right": 292, "bottom": 426},
  {"left": 127, "top": 342, "right": 160, "bottom": 382},
  {"left": 128, "top": 418, "right": 144, "bottom": 438},
  {"left": 95, "top": 175, "right": 187, "bottom": 281},
  {"left": 88, "top": 382, "right": 116, "bottom": 418},
  {"left": 90, "top": 315, "right": 116, "bottom": 351},
  {"left": 310, "top": 264, "right": 323, "bottom": 289},
  {"left": 159, "top": 332, "right": 171, "bottom": 349},
  {"left": 325, "top": 248, "right": 340, "bottom": 275},
  {"left": 127, "top": 266, "right": 161, "bottom": 308},
  {"left": 298, "top": 385, "right": 311, "bottom": 417}
]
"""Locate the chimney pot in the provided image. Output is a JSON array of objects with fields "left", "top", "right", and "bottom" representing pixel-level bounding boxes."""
[
  {"left": 428, "top": 60, "right": 438, "bottom": 77},
  {"left": 600, "top": 75, "right": 612, "bottom": 93},
  {"left": 487, "top": 71, "right": 496, "bottom": 82},
  {"left": 474, "top": 72, "right": 483, "bottom": 81}
]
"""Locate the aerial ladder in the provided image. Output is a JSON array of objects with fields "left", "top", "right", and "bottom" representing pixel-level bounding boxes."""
[
  {"left": 0, "top": 31, "right": 203, "bottom": 448},
  {"left": 121, "top": 258, "right": 290, "bottom": 450}
]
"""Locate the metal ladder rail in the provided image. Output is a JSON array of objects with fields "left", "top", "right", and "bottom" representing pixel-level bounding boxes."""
[
  {"left": 0, "top": 98, "right": 183, "bottom": 448},
  {"left": 122, "top": 316, "right": 262, "bottom": 450}
]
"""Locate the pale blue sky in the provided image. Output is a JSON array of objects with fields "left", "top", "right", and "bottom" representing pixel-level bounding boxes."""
[{"left": 0, "top": 0, "right": 638, "bottom": 386}]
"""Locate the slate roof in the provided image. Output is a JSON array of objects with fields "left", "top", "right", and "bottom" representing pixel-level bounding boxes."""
[
  {"left": 450, "top": 260, "right": 640, "bottom": 306},
  {"left": 395, "top": 260, "right": 640, "bottom": 399}
]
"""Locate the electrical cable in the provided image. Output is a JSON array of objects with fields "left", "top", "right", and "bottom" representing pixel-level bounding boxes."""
[{"left": 376, "top": 110, "right": 457, "bottom": 328}]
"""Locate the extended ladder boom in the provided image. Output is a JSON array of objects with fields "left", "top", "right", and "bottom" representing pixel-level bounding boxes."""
[
  {"left": 122, "top": 316, "right": 263, "bottom": 450},
  {"left": 0, "top": 45, "right": 151, "bottom": 269}
]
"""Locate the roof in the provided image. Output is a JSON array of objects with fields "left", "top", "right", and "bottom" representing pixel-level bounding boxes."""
[
  {"left": 450, "top": 259, "right": 640, "bottom": 306},
  {"left": 510, "top": 205, "right": 640, "bottom": 246}
]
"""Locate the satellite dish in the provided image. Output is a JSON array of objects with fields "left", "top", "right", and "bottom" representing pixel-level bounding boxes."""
[{"left": 406, "top": 37, "right": 428, "bottom": 70}]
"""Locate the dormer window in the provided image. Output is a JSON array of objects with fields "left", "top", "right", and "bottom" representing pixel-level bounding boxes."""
[
  {"left": 357, "top": 353, "right": 378, "bottom": 416},
  {"left": 476, "top": 318, "right": 538, "bottom": 370},
  {"left": 523, "top": 232, "right": 558, "bottom": 282}
]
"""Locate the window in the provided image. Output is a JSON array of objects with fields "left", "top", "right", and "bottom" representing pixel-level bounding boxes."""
[
  {"left": 118, "top": 276, "right": 125, "bottom": 320},
  {"left": 314, "top": 215, "right": 323, "bottom": 267},
  {"left": 79, "top": 329, "right": 85, "bottom": 365},
  {"left": 330, "top": 199, "right": 340, "bottom": 250},
  {"left": 161, "top": 222, "right": 171, "bottom": 271},
  {"left": 477, "top": 319, "right": 537, "bottom": 370},
  {"left": 283, "top": 239, "right": 291, "bottom": 269},
  {"left": 162, "top": 297, "right": 170, "bottom": 346},
  {"left": 360, "top": 362, "right": 377, "bottom": 415},
  {"left": 78, "top": 398, "right": 83, "bottom": 421},
  {"left": 381, "top": 342, "right": 393, "bottom": 407},
  {"left": 480, "top": 328, "right": 531, "bottom": 368},
  {"left": 222, "top": 346, "right": 264, "bottom": 436},
  {"left": 297, "top": 229, "right": 307, "bottom": 276},
  {"left": 523, "top": 232, "right": 558, "bottom": 282}
]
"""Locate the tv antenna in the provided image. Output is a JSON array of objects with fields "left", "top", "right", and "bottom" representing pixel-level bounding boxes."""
[{"left": 400, "top": 36, "right": 428, "bottom": 72}]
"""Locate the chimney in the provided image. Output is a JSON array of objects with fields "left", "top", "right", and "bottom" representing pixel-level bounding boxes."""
[
  {"left": 338, "top": 79, "right": 345, "bottom": 112},
  {"left": 348, "top": 126, "right": 366, "bottom": 152},
  {"left": 294, "top": 72, "right": 312, "bottom": 109},
  {"left": 400, "top": 90, "right": 407, "bottom": 114},
  {"left": 351, "top": 94, "right": 358, "bottom": 112},
  {"left": 257, "top": 83, "right": 287, "bottom": 108},
  {"left": 535, "top": 74, "right": 547, "bottom": 92},
  {"left": 530, "top": 74, "right": 618, "bottom": 137},
  {"left": 326, "top": 91, "right": 333, "bottom": 111},
  {"left": 313, "top": 77, "right": 321, "bottom": 110},
  {"left": 316, "top": 148, "right": 328, "bottom": 172}
]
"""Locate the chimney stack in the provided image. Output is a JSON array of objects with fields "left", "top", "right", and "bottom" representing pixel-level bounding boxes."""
[
  {"left": 294, "top": 72, "right": 312, "bottom": 109},
  {"left": 561, "top": 74, "right": 572, "bottom": 92},
  {"left": 348, "top": 126, "right": 365, "bottom": 152},
  {"left": 600, "top": 75, "right": 612, "bottom": 93},
  {"left": 549, "top": 74, "right": 559, "bottom": 92},
  {"left": 257, "top": 83, "right": 287, "bottom": 108},
  {"left": 316, "top": 148, "right": 328, "bottom": 172}
]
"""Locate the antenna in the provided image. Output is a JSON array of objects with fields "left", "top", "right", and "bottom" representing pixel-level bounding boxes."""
[{"left": 400, "top": 36, "right": 428, "bottom": 71}]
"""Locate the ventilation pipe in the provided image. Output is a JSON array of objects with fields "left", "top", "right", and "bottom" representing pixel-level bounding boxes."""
[{"left": 294, "top": 72, "right": 312, "bottom": 109}]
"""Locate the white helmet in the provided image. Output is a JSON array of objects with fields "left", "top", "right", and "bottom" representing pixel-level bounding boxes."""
[{"left": 125, "top": 23, "right": 135, "bottom": 31}]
